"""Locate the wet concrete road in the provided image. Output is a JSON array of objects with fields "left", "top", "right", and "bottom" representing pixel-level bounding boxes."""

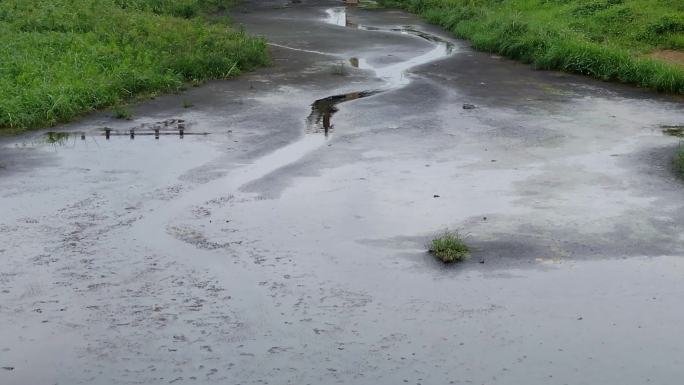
[{"left": 2, "top": 1, "right": 684, "bottom": 384}]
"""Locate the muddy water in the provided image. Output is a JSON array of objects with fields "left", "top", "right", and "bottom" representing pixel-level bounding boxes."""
[{"left": 2, "top": 1, "right": 684, "bottom": 384}]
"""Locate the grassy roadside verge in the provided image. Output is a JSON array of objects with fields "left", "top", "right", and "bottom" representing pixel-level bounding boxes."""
[
  {"left": 379, "top": 0, "right": 684, "bottom": 93},
  {"left": 0, "top": 0, "right": 269, "bottom": 132}
]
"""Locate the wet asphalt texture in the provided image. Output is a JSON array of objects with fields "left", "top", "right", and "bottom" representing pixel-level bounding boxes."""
[{"left": 1, "top": 1, "right": 684, "bottom": 384}]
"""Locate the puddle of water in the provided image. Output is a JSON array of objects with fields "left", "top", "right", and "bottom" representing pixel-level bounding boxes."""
[
  {"left": 314, "top": 7, "right": 456, "bottom": 131},
  {"left": 128, "top": 6, "right": 460, "bottom": 282},
  {"left": 324, "top": 7, "right": 455, "bottom": 54},
  {"left": 134, "top": 133, "right": 328, "bottom": 257},
  {"left": 44, "top": 132, "right": 72, "bottom": 145},
  {"left": 33, "top": 119, "right": 208, "bottom": 147},
  {"left": 324, "top": 7, "right": 347, "bottom": 27},
  {"left": 307, "top": 90, "right": 381, "bottom": 135},
  {"left": 357, "top": 41, "right": 452, "bottom": 88}
]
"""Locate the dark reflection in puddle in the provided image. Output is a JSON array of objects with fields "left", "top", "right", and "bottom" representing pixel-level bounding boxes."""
[
  {"left": 325, "top": 7, "right": 348, "bottom": 27},
  {"left": 40, "top": 119, "right": 209, "bottom": 145},
  {"left": 307, "top": 90, "right": 381, "bottom": 135},
  {"left": 311, "top": 7, "right": 456, "bottom": 135},
  {"left": 44, "top": 132, "right": 71, "bottom": 145}
]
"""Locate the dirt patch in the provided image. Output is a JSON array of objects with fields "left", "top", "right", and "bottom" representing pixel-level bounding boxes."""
[{"left": 649, "top": 50, "right": 684, "bottom": 68}]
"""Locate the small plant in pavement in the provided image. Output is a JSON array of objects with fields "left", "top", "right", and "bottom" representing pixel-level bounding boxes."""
[
  {"left": 429, "top": 231, "right": 470, "bottom": 263},
  {"left": 113, "top": 106, "right": 133, "bottom": 120}
]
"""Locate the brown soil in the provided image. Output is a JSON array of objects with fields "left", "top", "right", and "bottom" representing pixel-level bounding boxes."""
[{"left": 650, "top": 49, "right": 684, "bottom": 68}]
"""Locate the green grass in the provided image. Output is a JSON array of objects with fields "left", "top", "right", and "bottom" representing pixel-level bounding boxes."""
[
  {"left": 380, "top": 0, "right": 684, "bottom": 93},
  {"left": 428, "top": 230, "right": 470, "bottom": 263},
  {"left": 112, "top": 106, "right": 133, "bottom": 120},
  {"left": 0, "top": 0, "right": 269, "bottom": 132}
]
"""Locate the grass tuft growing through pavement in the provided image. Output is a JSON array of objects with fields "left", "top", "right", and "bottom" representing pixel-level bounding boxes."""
[
  {"left": 112, "top": 106, "right": 133, "bottom": 120},
  {"left": 380, "top": 0, "right": 684, "bottom": 94},
  {"left": 429, "top": 231, "right": 470, "bottom": 263},
  {"left": 0, "top": 0, "right": 270, "bottom": 132}
]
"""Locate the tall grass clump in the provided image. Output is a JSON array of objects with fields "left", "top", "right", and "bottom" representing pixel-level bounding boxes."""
[
  {"left": 380, "top": 0, "right": 684, "bottom": 94},
  {"left": 0, "top": 0, "right": 269, "bottom": 132},
  {"left": 429, "top": 230, "right": 470, "bottom": 263}
]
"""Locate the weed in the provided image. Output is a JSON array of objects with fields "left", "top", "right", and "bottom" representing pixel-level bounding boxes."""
[
  {"left": 428, "top": 231, "right": 470, "bottom": 263},
  {"left": 183, "top": 100, "right": 195, "bottom": 108},
  {"left": 113, "top": 106, "right": 133, "bottom": 120}
]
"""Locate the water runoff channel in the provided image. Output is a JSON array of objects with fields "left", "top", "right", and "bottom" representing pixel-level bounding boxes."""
[
  {"left": 27, "top": 5, "right": 461, "bottom": 257},
  {"left": 307, "top": 6, "right": 457, "bottom": 136},
  {"left": 130, "top": 6, "right": 460, "bottom": 265},
  {"left": 38, "top": 6, "right": 455, "bottom": 150}
]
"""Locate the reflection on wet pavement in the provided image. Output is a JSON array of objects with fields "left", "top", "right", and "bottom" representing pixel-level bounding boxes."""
[
  {"left": 324, "top": 7, "right": 347, "bottom": 27},
  {"left": 38, "top": 119, "right": 208, "bottom": 145},
  {"left": 307, "top": 90, "right": 381, "bottom": 135},
  {"left": 310, "top": 7, "right": 456, "bottom": 134},
  {"left": 43, "top": 132, "right": 71, "bottom": 145}
]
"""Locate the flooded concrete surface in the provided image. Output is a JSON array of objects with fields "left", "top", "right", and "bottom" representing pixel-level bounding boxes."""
[{"left": 2, "top": 0, "right": 684, "bottom": 384}]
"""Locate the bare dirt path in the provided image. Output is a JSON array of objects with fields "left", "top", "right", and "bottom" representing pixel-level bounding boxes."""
[{"left": 1, "top": 1, "right": 684, "bottom": 384}]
